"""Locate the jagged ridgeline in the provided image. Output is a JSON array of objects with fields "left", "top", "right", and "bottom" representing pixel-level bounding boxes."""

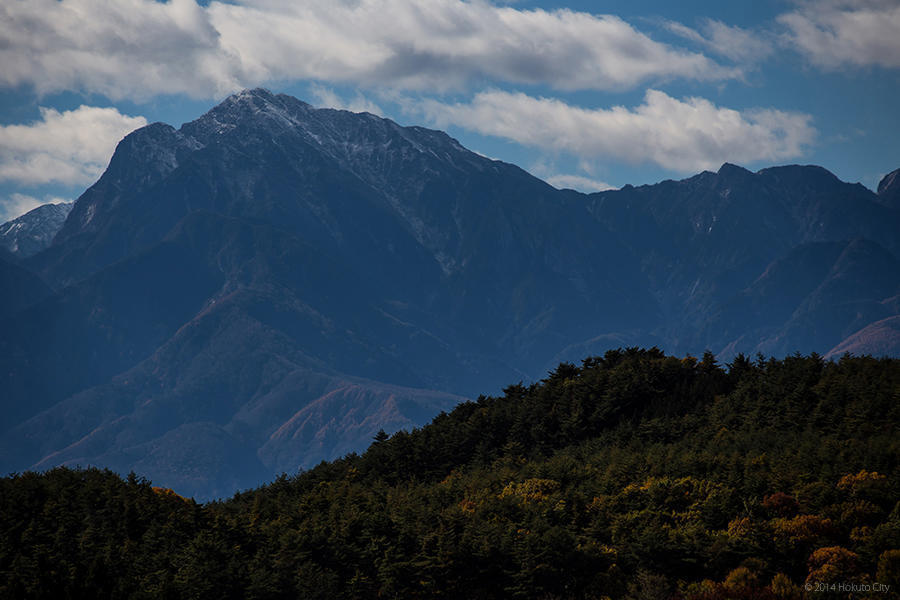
[{"left": 3, "top": 349, "right": 898, "bottom": 599}]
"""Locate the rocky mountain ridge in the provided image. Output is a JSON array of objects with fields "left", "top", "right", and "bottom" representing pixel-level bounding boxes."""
[{"left": 0, "top": 202, "right": 72, "bottom": 258}]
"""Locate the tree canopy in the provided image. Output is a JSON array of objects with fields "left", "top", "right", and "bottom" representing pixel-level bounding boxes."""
[{"left": 2, "top": 349, "right": 898, "bottom": 599}]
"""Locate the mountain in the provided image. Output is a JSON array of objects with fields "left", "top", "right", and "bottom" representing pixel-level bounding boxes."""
[
  {"left": 1, "top": 88, "right": 898, "bottom": 499},
  {"left": 0, "top": 202, "right": 72, "bottom": 258},
  {"left": 585, "top": 163, "right": 900, "bottom": 357}
]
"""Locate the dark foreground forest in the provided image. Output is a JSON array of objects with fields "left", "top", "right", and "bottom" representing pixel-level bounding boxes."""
[{"left": 2, "top": 349, "right": 899, "bottom": 599}]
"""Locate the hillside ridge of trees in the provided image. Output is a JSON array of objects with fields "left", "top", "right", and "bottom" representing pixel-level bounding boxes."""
[{"left": 2, "top": 348, "right": 899, "bottom": 599}]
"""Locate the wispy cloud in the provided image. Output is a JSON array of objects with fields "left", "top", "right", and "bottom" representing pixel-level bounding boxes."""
[
  {"left": 665, "top": 19, "right": 774, "bottom": 64},
  {"left": 308, "top": 86, "right": 384, "bottom": 116},
  {"left": 416, "top": 89, "right": 816, "bottom": 173},
  {"left": 0, "top": 105, "right": 147, "bottom": 186},
  {"left": 778, "top": 0, "right": 900, "bottom": 69},
  {"left": 0, "top": 0, "right": 735, "bottom": 100},
  {"left": 544, "top": 174, "right": 616, "bottom": 193}
]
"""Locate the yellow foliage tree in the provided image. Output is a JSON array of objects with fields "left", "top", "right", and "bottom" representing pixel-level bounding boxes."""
[{"left": 806, "top": 546, "right": 862, "bottom": 585}]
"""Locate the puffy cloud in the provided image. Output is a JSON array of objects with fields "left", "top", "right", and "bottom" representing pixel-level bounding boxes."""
[
  {"left": 0, "top": 106, "right": 147, "bottom": 186},
  {"left": 778, "top": 0, "right": 900, "bottom": 69},
  {"left": 0, "top": 0, "right": 235, "bottom": 101},
  {"left": 417, "top": 89, "right": 816, "bottom": 172},
  {"left": 0, "top": 0, "right": 734, "bottom": 100},
  {"left": 544, "top": 174, "right": 616, "bottom": 193},
  {"left": 665, "top": 19, "right": 774, "bottom": 64},
  {"left": 0, "top": 194, "right": 69, "bottom": 223}
]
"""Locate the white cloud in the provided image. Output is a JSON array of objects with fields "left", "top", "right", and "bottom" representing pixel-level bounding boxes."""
[
  {"left": 416, "top": 89, "right": 816, "bottom": 173},
  {"left": 666, "top": 19, "right": 774, "bottom": 64},
  {"left": 0, "top": 194, "right": 70, "bottom": 223},
  {"left": 0, "top": 0, "right": 734, "bottom": 100},
  {"left": 544, "top": 174, "right": 616, "bottom": 193},
  {"left": 778, "top": 0, "right": 900, "bottom": 69},
  {"left": 0, "top": 0, "right": 236, "bottom": 101},
  {"left": 308, "top": 86, "right": 384, "bottom": 116},
  {"left": 0, "top": 105, "right": 147, "bottom": 186}
]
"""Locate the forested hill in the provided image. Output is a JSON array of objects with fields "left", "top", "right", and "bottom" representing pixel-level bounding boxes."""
[{"left": 2, "top": 349, "right": 899, "bottom": 599}]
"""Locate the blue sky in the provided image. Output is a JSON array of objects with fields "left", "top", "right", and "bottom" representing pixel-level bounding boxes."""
[{"left": 0, "top": 0, "right": 898, "bottom": 221}]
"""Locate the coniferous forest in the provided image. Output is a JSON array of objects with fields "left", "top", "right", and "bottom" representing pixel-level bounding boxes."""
[{"left": 2, "top": 349, "right": 899, "bottom": 599}]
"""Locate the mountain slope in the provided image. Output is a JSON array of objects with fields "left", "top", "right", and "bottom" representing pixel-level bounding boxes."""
[
  {"left": 826, "top": 315, "right": 900, "bottom": 359},
  {"left": 0, "top": 250, "right": 51, "bottom": 320},
  {"left": 1, "top": 210, "right": 468, "bottom": 497}
]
